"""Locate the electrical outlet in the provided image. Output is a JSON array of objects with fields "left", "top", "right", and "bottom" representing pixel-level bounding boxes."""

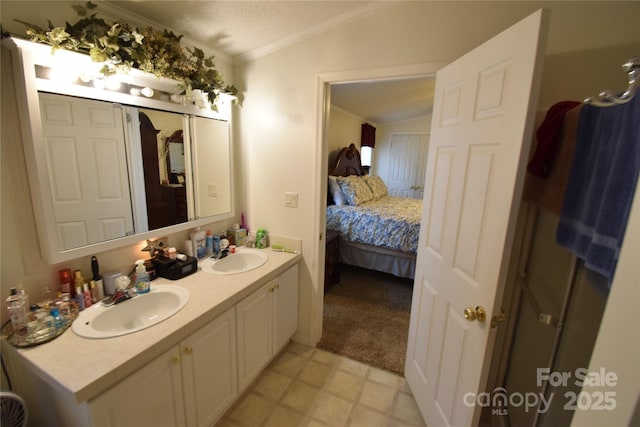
[{"left": 284, "top": 192, "right": 298, "bottom": 208}]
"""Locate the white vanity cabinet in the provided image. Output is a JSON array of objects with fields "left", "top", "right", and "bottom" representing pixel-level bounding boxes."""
[
  {"left": 89, "top": 307, "right": 237, "bottom": 427},
  {"left": 4, "top": 256, "right": 300, "bottom": 427},
  {"left": 236, "top": 263, "right": 299, "bottom": 391}
]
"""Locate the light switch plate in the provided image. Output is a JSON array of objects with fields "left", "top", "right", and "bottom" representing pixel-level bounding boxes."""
[
  {"left": 208, "top": 184, "right": 217, "bottom": 197},
  {"left": 284, "top": 192, "right": 298, "bottom": 208}
]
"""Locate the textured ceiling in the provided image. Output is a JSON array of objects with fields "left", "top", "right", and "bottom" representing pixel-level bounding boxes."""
[{"left": 109, "top": 1, "right": 383, "bottom": 59}]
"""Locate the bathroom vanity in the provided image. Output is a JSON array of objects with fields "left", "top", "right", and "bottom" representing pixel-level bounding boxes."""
[{"left": 2, "top": 250, "right": 300, "bottom": 427}]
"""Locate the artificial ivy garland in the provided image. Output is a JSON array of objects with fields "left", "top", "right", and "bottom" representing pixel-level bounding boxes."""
[{"left": 12, "top": 1, "right": 238, "bottom": 105}]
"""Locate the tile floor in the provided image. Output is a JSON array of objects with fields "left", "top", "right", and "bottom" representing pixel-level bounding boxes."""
[{"left": 217, "top": 342, "right": 426, "bottom": 427}]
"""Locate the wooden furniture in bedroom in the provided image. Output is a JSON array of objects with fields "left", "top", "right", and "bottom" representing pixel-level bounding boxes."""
[
  {"left": 328, "top": 143, "right": 365, "bottom": 177},
  {"left": 324, "top": 229, "right": 340, "bottom": 291}
]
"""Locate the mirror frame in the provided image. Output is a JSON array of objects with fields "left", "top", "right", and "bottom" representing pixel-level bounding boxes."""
[{"left": 5, "top": 37, "right": 235, "bottom": 263}]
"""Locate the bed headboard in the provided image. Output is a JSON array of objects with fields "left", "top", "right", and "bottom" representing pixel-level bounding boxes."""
[{"left": 328, "top": 143, "right": 365, "bottom": 176}]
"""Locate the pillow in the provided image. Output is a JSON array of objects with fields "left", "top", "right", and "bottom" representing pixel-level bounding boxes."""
[
  {"left": 364, "top": 175, "right": 388, "bottom": 199},
  {"left": 337, "top": 175, "right": 374, "bottom": 205},
  {"left": 328, "top": 176, "right": 348, "bottom": 205}
]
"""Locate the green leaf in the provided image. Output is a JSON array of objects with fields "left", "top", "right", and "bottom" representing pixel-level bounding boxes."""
[{"left": 90, "top": 47, "right": 108, "bottom": 62}]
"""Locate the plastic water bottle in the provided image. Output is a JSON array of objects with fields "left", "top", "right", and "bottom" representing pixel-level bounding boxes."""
[{"left": 6, "top": 287, "right": 29, "bottom": 341}]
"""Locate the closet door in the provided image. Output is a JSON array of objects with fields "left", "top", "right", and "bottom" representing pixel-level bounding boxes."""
[{"left": 387, "top": 132, "right": 429, "bottom": 199}]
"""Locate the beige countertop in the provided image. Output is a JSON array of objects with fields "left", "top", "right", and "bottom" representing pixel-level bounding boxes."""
[{"left": 5, "top": 247, "right": 301, "bottom": 403}]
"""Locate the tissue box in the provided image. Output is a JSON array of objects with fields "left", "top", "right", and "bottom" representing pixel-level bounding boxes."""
[{"left": 235, "top": 229, "right": 247, "bottom": 246}]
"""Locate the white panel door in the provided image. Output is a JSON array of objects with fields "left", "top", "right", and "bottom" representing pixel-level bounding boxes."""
[
  {"left": 39, "top": 93, "right": 133, "bottom": 250},
  {"left": 387, "top": 133, "right": 429, "bottom": 199},
  {"left": 405, "top": 9, "right": 549, "bottom": 427}
]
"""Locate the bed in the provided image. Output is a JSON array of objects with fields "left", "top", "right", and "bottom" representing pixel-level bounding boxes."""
[{"left": 327, "top": 144, "right": 421, "bottom": 279}]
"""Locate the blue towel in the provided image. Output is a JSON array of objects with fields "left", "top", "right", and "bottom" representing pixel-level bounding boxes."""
[{"left": 556, "top": 94, "right": 640, "bottom": 284}]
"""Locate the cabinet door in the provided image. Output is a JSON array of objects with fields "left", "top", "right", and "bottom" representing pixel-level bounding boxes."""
[
  {"left": 181, "top": 307, "right": 237, "bottom": 427},
  {"left": 89, "top": 345, "right": 185, "bottom": 427},
  {"left": 236, "top": 282, "right": 272, "bottom": 391},
  {"left": 273, "top": 264, "right": 299, "bottom": 353}
]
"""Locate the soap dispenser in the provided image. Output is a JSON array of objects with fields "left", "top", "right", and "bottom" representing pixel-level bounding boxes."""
[{"left": 134, "top": 260, "right": 151, "bottom": 294}]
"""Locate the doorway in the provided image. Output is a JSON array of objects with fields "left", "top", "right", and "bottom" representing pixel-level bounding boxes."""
[{"left": 315, "top": 69, "right": 441, "bottom": 373}]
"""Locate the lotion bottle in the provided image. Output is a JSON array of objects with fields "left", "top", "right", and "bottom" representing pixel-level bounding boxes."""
[{"left": 134, "top": 260, "right": 151, "bottom": 294}]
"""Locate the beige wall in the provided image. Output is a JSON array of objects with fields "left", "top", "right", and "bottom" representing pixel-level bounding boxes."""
[
  {"left": 327, "top": 106, "right": 366, "bottom": 156},
  {"left": 1, "top": 1, "right": 639, "bottom": 420},
  {"left": 234, "top": 0, "right": 640, "bottom": 346}
]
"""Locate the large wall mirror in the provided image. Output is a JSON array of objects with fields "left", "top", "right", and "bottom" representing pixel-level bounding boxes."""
[{"left": 7, "top": 38, "right": 234, "bottom": 263}]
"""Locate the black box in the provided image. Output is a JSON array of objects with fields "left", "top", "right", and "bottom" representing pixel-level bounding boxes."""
[{"left": 154, "top": 256, "right": 198, "bottom": 280}]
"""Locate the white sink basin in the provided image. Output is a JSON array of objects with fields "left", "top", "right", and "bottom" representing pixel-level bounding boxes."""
[
  {"left": 200, "top": 248, "right": 269, "bottom": 275},
  {"left": 72, "top": 285, "right": 189, "bottom": 339}
]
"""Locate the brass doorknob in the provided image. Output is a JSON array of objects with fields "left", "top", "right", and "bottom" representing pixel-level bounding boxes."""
[
  {"left": 464, "top": 306, "right": 487, "bottom": 322},
  {"left": 475, "top": 306, "right": 486, "bottom": 322},
  {"left": 464, "top": 307, "right": 476, "bottom": 321}
]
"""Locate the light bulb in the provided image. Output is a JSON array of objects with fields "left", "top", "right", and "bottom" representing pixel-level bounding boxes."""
[
  {"left": 105, "top": 77, "right": 122, "bottom": 91},
  {"left": 141, "top": 87, "right": 154, "bottom": 98}
]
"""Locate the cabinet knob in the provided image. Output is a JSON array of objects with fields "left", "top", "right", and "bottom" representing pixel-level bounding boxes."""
[
  {"left": 171, "top": 355, "right": 181, "bottom": 364},
  {"left": 183, "top": 347, "right": 193, "bottom": 355}
]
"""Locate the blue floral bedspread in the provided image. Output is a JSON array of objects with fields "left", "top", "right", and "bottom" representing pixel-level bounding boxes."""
[{"left": 326, "top": 196, "right": 422, "bottom": 253}]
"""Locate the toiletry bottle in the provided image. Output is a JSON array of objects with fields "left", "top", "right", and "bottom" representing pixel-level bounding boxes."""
[
  {"left": 255, "top": 228, "right": 268, "bottom": 249},
  {"left": 91, "top": 256, "right": 105, "bottom": 301},
  {"left": 134, "top": 260, "right": 151, "bottom": 294},
  {"left": 6, "top": 287, "right": 29, "bottom": 340},
  {"left": 50, "top": 307, "right": 65, "bottom": 330},
  {"left": 75, "top": 285, "right": 86, "bottom": 311},
  {"left": 82, "top": 283, "right": 93, "bottom": 308},
  {"left": 90, "top": 280, "right": 98, "bottom": 303},
  {"left": 205, "top": 230, "right": 214, "bottom": 256},
  {"left": 213, "top": 235, "right": 221, "bottom": 256},
  {"left": 191, "top": 229, "right": 206, "bottom": 259},
  {"left": 58, "top": 268, "right": 72, "bottom": 295},
  {"left": 73, "top": 270, "right": 84, "bottom": 297}
]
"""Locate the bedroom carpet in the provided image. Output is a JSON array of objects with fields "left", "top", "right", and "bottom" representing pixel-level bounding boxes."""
[{"left": 317, "top": 264, "right": 413, "bottom": 375}]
